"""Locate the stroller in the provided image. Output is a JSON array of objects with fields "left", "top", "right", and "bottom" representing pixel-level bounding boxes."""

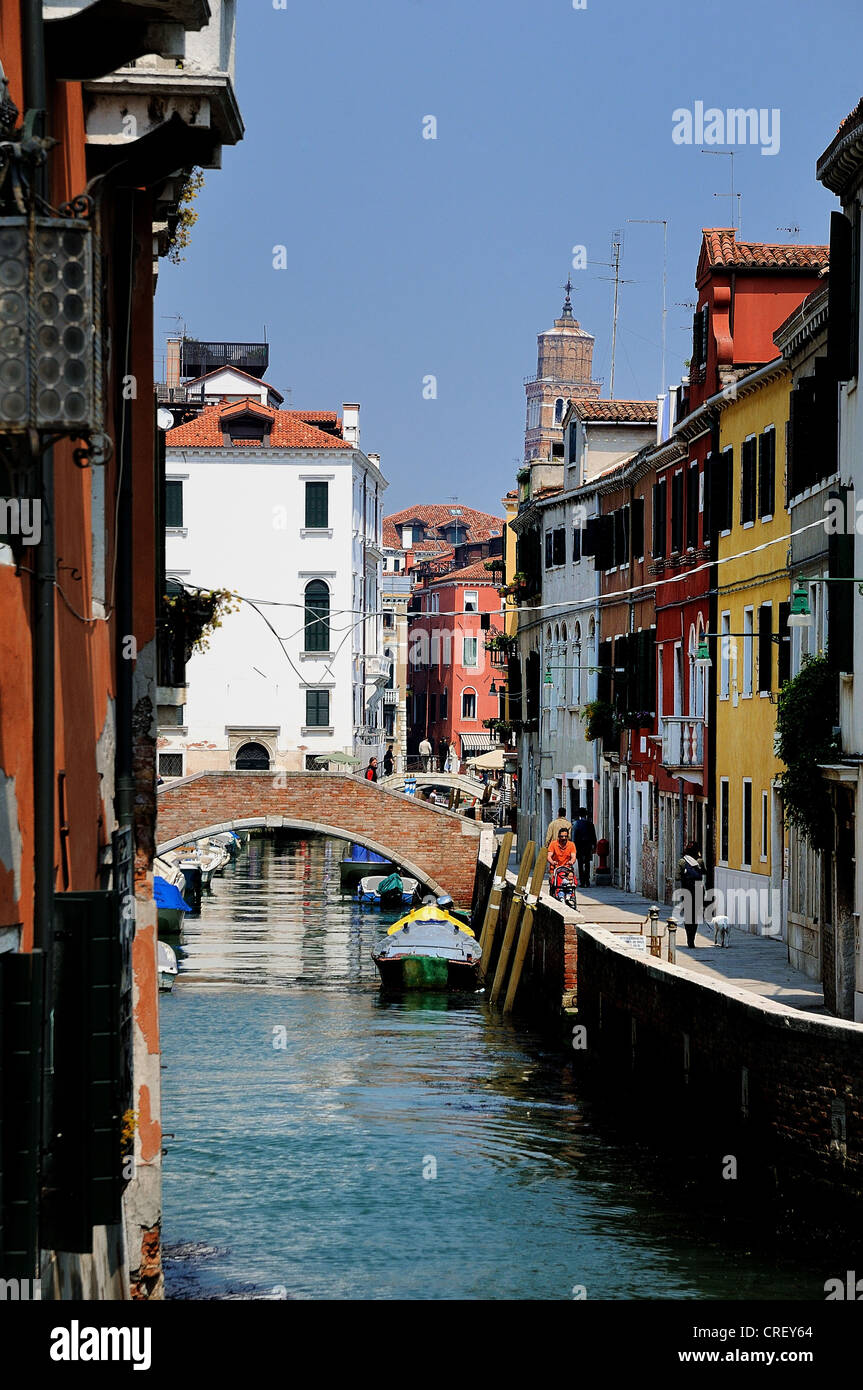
[{"left": 549, "top": 863, "right": 578, "bottom": 909}]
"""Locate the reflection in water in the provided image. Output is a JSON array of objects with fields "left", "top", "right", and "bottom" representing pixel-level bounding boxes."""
[{"left": 160, "top": 833, "right": 822, "bottom": 1301}]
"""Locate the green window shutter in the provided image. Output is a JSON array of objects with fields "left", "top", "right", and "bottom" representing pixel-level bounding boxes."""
[
  {"left": 305, "top": 481, "right": 329, "bottom": 529},
  {"left": 165, "top": 480, "right": 183, "bottom": 528},
  {"left": 305, "top": 689, "right": 329, "bottom": 726}
]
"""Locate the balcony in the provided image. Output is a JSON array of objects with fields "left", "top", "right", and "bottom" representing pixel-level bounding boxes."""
[
  {"left": 382, "top": 689, "right": 398, "bottom": 705},
  {"left": 661, "top": 716, "right": 705, "bottom": 777}
]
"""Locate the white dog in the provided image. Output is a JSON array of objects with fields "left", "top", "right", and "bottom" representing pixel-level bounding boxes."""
[{"left": 711, "top": 914, "right": 731, "bottom": 948}]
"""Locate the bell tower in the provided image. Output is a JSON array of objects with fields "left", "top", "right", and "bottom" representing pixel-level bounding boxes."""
[{"left": 524, "top": 280, "right": 601, "bottom": 462}]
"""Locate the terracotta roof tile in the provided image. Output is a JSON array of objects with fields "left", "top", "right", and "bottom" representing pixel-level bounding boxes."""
[
  {"left": 382, "top": 503, "right": 505, "bottom": 550},
  {"left": 573, "top": 399, "right": 657, "bottom": 422},
  {"left": 166, "top": 400, "right": 351, "bottom": 449},
  {"left": 428, "top": 560, "right": 497, "bottom": 584},
  {"left": 701, "top": 228, "right": 828, "bottom": 271}
]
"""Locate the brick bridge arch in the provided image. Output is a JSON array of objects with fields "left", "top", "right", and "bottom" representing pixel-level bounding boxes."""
[{"left": 156, "top": 771, "right": 487, "bottom": 906}]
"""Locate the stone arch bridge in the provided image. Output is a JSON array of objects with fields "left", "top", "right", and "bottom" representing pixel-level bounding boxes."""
[
  {"left": 156, "top": 771, "right": 488, "bottom": 906},
  {"left": 378, "top": 772, "right": 488, "bottom": 800}
]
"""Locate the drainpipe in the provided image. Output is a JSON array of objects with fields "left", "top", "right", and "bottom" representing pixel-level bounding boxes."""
[
  {"left": 24, "top": 0, "right": 55, "bottom": 957},
  {"left": 115, "top": 192, "right": 135, "bottom": 829}
]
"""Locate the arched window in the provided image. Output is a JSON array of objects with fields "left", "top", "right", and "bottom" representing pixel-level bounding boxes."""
[
  {"left": 554, "top": 397, "right": 564, "bottom": 424},
  {"left": 573, "top": 622, "right": 582, "bottom": 705},
  {"left": 462, "top": 687, "right": 477, "bottom": 720},
  {"left": 236, "top": 741, "right": 271, "bottom": 770},
  {"left": 561, "top": 623, "right": 567, "bottom": 642},
  {"left": 586, "top": 618, "right": 596, "bottom": 702},
  {"left": 304, "top": 580, "right": 330, "bottom": 652}
]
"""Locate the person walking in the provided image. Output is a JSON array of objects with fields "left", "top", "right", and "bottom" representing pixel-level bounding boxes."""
[
  {"left": 571, "top": 808, "right": 598, "bottom": 888},
  {"left": 382, "top": 745, "right": 394, "bottom": 777},
  {"left": 418, "top": 736, "right": 432, "bottom": 772},
  {"left": 677, "top": 840, "right": 706, "bottom": 947},
  {"left": 365, "top": 757, "right": 378, "bottom": 783},
  {"left": 445, "top": 741, "right": 459, "bottom": 774},
  {"left": 547, "top": 826, "right": 578, "bottom": 907},
  {"left": 545, "top": 806, "right": 572, "bottom": 847}
]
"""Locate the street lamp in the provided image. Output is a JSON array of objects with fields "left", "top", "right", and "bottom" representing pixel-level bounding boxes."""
[{"left": 787, "top": 579, "right": 813, "bottom": 629}]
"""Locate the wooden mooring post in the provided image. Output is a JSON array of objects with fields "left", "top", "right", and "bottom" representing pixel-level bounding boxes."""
[
  {"left": 502, "top": 847, "right": 548, "bottom": 1014},
  {"left": 478, "top": 830, "right": 512, "bottom": 962},
  {"left": 486, "top": 840, "right": 534, "bottom": 999}
]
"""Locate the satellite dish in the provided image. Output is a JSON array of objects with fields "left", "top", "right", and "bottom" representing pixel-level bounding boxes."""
[{"left": 157, "top": 407, "right": 174, "bottom": 432}]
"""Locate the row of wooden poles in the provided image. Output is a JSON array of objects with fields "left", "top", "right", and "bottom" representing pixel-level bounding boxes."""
[{"left": 476, "top": 830, "right": 548, "bottom": 1014}]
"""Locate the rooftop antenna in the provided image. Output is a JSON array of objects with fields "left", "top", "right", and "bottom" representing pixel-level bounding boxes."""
[
  {"left": 628, "top": 217, "right": 669, "bottom": 398},
  {"left": 588, "top": 233, "right": 632, "bottom": 398},
  {"left": 701, "top": 148, "right": 737, "bottom": 230}
]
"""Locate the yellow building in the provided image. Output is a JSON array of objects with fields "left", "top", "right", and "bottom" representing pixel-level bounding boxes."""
[{"left": 713, "top": 364, "right": 792, "bottom": 934}]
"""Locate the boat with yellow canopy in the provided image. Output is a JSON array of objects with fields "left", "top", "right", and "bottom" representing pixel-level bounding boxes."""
[{"left": 371, "top": 897, "right": 482, "bottom": 991}]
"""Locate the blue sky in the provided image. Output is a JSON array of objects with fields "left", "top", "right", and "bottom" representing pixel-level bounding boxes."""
[{"left": 155, "top": 0, "right": 863, "bottom": 514}]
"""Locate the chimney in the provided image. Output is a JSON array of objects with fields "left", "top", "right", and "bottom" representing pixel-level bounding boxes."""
[
  {"left": 166, "top": 337, "right": 181, "bottom": 389},
  {"left": 656, "top": 393, "right": 665, "bottom": 445},
  {"left": 367, "top": 451, "right": 380, "bottom": 468},
  {"left": 342, "top": 403, "right": 360, "bottom": 448}
]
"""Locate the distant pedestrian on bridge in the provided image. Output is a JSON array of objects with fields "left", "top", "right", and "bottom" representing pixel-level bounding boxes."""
[
  {"left": 419, "top": 737, "right": 432, "bottom": 772},
  {"left": 365, "top": 757, "right": 378, "bottom": 783},
  {"left": 383, "top": 745, "right": 394, "bottom": 777}
]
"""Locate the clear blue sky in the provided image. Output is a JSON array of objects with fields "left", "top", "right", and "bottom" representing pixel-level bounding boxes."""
[{"left": 155, "top": 0, "right": 863, "bottom": 514}]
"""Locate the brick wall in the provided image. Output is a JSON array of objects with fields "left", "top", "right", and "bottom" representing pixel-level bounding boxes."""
[
  {"left": 156, "top": 771, "right": 483, "bottom": 906},
  {"left": 575, "top": 925, "right": 863, "bottom": 1221}
]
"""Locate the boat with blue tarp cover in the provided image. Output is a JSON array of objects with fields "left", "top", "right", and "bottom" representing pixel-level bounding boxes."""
[{"left": 339, "top": 842, "right": 395, "bottom": 888}]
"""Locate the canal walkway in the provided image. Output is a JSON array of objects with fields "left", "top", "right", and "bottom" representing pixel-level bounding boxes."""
[
  {"left": 576, "top": 882, "right": 826, "bottom": 1016},
  {"left": 499, "top": 836, "right": 825, "bottom": 1016}
]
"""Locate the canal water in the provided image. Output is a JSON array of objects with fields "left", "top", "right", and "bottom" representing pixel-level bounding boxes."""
[{"left": 160, "top": 833, "right": 823, "bottom": 1300}]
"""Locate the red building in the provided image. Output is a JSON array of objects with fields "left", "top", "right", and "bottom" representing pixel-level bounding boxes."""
[
  {"left": 407, "top": 561, "right": 504, "bottom": 764},
  {"left": 652, "top": 229, "right": 827, "bottom": 900}
]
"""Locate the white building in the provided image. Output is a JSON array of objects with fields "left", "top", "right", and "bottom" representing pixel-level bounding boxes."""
[{"left": 159, "top": 397, "right": 389, "bottom": 776}]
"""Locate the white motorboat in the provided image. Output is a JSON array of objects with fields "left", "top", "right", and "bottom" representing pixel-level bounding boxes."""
[{"left": 158, "top": 940, "right": 179, "bottom": 991}]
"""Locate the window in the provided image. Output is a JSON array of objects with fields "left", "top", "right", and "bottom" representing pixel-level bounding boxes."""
[
  {"left": 758, "top": 603, "right": 772, "bottom": 693},
  {"left": 545, "top": 531, "right": 553, "bottom": 568},
  {"left": 741, "top": 780, "right": 753, "bottom": 867},
  {"left": 304, "top": 480, "right": 329, "bottom": 529},
  {"left": 761, "top": 789, "right": 769, "bottom": 862},
  {"left": 462, "top": 689, "right": 477, "bottom": 719},
  {"left": 429, "top": 693, "right": 437, "bottom": 724},
  {"left": 305, "top": 689, "right": 330, "bottom": 727},
  {"left": 742, "top": 607, "right": 753, "bottom": 697},
  {"left": 671, "top": 472, "right": 684, "bottom": 552},
  {"left": 614, "top": 507, "right": 629, "bottom": 566},
  {"left": 741, "top": 437, "right": 757, "bottom": 525},
  {"left": 652, "top": 479, "right": 667, "bottom": 558},
  {"left": 720, "top": 779, "right": 730, "bottom": 863},
  {"left": 464, "top": 589, "right": 478, "bottom": 613},
  {"left": 304, "top": 580, "right": 330, "bottom": 652},
  {"left": 439, "top": 689, "right": 447, "bottom": 721},
  {"left": 777, "top": 601, "right": 791, "bottom": 686},
  {"left": 758, "top": 428, "right": 775, "bottom": 518},
  {"left": 462, "top": 636, "right": 478, "bottom": 667},
  {"left": 158, "top": 752, "right": 183, "bottom": 778},
  {"left": 719, "top": 612, "right": 731, "bottom": 700},
  {"left": 631, "top": 496, "right": 645, "bottom": 559},
  {"left": 686, "top": 462, "right": 699, "bottom": 549},
  {"left": 572, "top": 523, "right": 582, "bottom": 563},
  {"left": 165, "top": 479, "right": 184, "bottom": 528},
  {"left": 552, "top": 527, "right": 566, "bottom": 566},
  {"left": 572, "top": 624, "right": 581, "bottom": 705},
  {"left": 236, "top": 741, "right": 271, "bottom": 769},
  {"left": 691, "top": 304, "right": 709, "bottom": 371}
]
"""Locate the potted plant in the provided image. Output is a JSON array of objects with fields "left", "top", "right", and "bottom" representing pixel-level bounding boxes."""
[{"left": 580, "top": 699, "right": 621, "bottom": 744}]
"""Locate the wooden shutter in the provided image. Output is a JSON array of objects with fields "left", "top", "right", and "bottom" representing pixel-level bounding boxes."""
[
  {"left": 741, "top": 438, "right": 757, "bottom": 524},
  {"left": 723, "top": 446, "right": 734, "bottom": 531},
  {"left": 757, "top": 604, "right": 772, "bottom": 693},
  {"left": 305, "top": 480, "right": 328, "bottom": 529},
  {"left": 552, "top": 527, "right": 566, "bottom": 566},
  {"left": 631, "top": 497, "right": 645, "bottom": 560},
  {"left": 828, "top": 209, "right": 853, "bottom": 382},
  {"left": 758, "top": 430, "right": 775, "bottom": 518},
  {"left": 686, "top": 462, "right": 699, "bottom": 548},
  {"left": 572, "top": 523, "right": 582, "bottom": 563},
  {"left": 596, "top": 640, "right": 612, "bottom": 703},
  {"left": 582, "top": 516, "right": 600, "bottom": 556},
  {"left": 545, "top": 531, "right": 553, "bottom": 568},
  {"left": 777, "top": 602, "right": 791, "bottom": 687},
  {"left": 652, "top": 481, "right": 667, "bottom": 558},
  {"left": 671, "top": 472, "right": 684, "bottom": 552},
  {"left": 165, "top": 480, "right": 183, "bottom": 528}
]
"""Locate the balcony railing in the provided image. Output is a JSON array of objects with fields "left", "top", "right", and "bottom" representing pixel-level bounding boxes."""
[
  {"left": 382, "top": 689, "right": 398, "bottom": 705},
  {"left": 661, "top": 716, "right": 705, "bottom": 771}
]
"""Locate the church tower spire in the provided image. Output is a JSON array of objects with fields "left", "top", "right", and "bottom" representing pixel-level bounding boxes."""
[{"left": 523, "top": 283, "right": 601, "bottom": 462}]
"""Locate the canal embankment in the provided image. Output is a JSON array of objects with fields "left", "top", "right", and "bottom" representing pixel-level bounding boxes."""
[{"left": 473, "top": 834, "right": 863, "bottom": 1237}]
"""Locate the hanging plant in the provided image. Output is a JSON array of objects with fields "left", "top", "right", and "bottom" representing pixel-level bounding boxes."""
[
  {"left": 162, "top": 585, "right": 240, "bottom": 656},
  {"left": 580, "top": 699, "right": 621, "bottom": 743},
  {"left": 774, "top": 653, "right": 838, "bottom": 850}
]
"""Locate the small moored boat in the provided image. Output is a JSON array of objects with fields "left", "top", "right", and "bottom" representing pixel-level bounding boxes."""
[
  {"left": 158, "top": 940, "right": 179, "bottom": 992},
  {"left": 355, "top": 873, "right": 419, "bottom": 907},
  {"left": 372, "top": 898, "right": 481, "bottom": 991},
  {"left": 339, "top": 843, "right": 395, "bottom": 889}
]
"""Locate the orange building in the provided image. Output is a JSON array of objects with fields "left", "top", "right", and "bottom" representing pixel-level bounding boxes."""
[{"left": 0, "top": 1, "right": 242, "bottom": 1298}]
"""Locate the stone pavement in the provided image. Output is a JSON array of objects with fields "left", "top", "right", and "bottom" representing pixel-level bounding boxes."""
[
  {"left": 576, "top": 881, "right": 827, "bottom": 1016},
  {"left": 498, "top": 836, "right": 825, "bottom": 1016}
]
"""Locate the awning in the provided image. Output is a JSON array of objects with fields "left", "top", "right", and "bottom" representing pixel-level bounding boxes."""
[{"left": 459, "top": 732, "right": 495, "bottom": 754}]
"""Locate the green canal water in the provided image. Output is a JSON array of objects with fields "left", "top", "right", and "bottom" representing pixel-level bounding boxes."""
[{"left": 160, "top": 833, "right": 825, "bottom": 1300}]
